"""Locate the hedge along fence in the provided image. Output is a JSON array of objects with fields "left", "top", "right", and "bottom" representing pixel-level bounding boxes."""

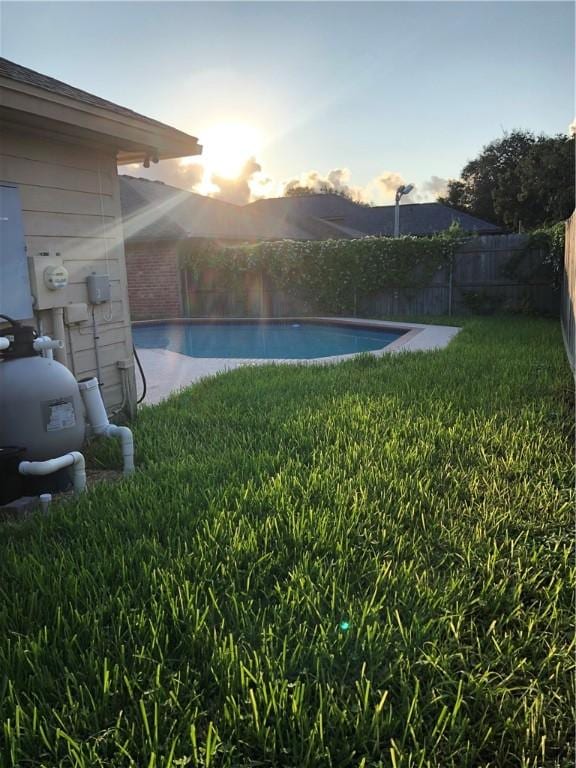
[
  {"left": 178, "top": 226, "right": 466, "bottom": 317},
  {"left": 178, "top": 223, "right": 565, "bottom": 318}
]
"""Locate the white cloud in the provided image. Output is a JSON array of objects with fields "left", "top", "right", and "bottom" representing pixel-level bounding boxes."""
[
  {"left": 569, "top": 118, "right": 576, "bottom": 137},
  {"left": 372, "top": 172, "right": 449, "bottom": 203},
  {"left": 120, "top": 155, "right": 265, "bottom": 205},
  {"left": 120, "top": 158, "right": 450, "bottom": 206},
  {"left": 281, "top": 167, "right": 366, "bottom": 201},
  {"left": 280, "top": 168, "right": 449, "bottom": 205},
  {"left": 119, "top": 158, "right": 204, "bottom": 191},
  {"left": 211, "top": 157, "right": 262, "bottom": 205},
  {"left": 375, "top": 171, "right": 406, "bottom": 200},
  {"left": 411, "top": 175, "right": 450, "bottom": 203},
  {"left": 248, "top": 171, "right": 277, "bottom": 200}
]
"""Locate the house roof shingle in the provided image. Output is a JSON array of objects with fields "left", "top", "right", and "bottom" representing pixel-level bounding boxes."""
[
  {"left": 119, "top": 176, "right": 348, "bottom": 242},
  {"left": 120, "top": 179, "right": 502, "bottom": 242},
  {"left": 0, "top": 57, "right": 194, "bottom": 139},
  {"left": 244, "top": 195, "right": 501, "bottom": 236},
  {"left": 353, "top": 203, "right": 501, "bottom": 236},
  {"left": 0, "top": 57, "right": 201, "bottom": 162}
]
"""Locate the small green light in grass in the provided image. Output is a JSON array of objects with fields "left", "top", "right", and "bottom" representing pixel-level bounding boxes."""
[{"left": 339, "top": 620, "right": 350, "bottom": 631}]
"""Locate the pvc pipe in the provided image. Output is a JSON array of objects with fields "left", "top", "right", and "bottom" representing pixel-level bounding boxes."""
[
  {"left": 51, "top": 308, "right": 68, "bottom": 367},
  {"left": 0, "top": 337, "right": 9, "bottom": 351},
  {"left": 78, "top": 377, "right": 135, "bottom": 475},
  {"left": 33, "top": 335, "right": 63, "bottom": 360},
  {"left": 33, "top": 336, "right": 64, "bottom": 352},
  {"left": 106, "top": 425, "right": 135, "bottom": 474},
  {"left": 19, "top": 451, "right": 86, "bottom": 494},
  {"left": 40, "top": 493, "right": 52, "bottom": 514},
  {"left": 78, "top": 377, "right": 109, "bottom": 431}
]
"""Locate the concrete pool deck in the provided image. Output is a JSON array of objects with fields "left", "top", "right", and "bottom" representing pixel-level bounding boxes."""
[{"left": 134, "top": 318, "right": 461, "bottom": 405}]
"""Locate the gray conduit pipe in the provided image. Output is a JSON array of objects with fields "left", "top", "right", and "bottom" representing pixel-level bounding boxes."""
[
  {"left": 91, "top": 306, "right": 103, "bottom": 385},
  {"left": 78, "top": 377, "right": 135, "bottom": 475}
]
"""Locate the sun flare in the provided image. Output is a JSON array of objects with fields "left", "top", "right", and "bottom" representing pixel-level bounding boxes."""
[{"left": 180, "top": 122, "right": 263, "bottom": 191}]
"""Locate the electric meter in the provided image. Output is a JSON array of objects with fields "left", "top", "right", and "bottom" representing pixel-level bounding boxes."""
[{"left": 43, "top": 265, "right": 69, "bottom": 291}]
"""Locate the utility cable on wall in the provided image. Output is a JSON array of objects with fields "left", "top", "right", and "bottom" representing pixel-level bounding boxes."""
[{"left": 133, "top": 344, "right": 147, "bottom": 404}]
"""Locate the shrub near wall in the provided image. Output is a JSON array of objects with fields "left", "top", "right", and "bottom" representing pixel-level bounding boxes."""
[{"left": 179, "top": 227, "right": 467, "bottom": 316}]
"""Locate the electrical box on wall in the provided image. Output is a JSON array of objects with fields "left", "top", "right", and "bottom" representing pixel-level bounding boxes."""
[
  {"left": 0, "top": 185, "right": 33, "bottom": 320},
  {"left": 64, "top": 303, "right": 89, "bottom": 324},
  {"left": 86, "top": 274, "right": 111, "bottom": 305},
  {"left": 28, "top": 251, "right": 69, "bottom": 310}
]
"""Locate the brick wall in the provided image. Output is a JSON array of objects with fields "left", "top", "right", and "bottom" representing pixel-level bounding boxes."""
[{"left": 125, "top": 240, "right": 182, "bottom": 320}]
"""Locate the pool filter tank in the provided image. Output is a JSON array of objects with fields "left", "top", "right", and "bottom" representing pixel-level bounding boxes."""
[
  {"left": 0, "top": 315, "right": 134, "bottom": 506},
  {"left": 0, "top": 319, "right": 85, "bottom": 461},
  {"left": 0, "top": 316, "right": 86, "bottom": 504}
]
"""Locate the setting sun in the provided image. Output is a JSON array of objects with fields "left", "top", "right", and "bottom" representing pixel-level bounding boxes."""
[{"left": 181, "top": 122, "right": 264, "bottom": 191}]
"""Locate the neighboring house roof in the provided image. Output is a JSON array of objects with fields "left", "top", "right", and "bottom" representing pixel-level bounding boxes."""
[
  {"left": 119, "top": 176, "right": 352, "bottom": 242},
  {"left": 245, "top": 195, "right": 501, "bottom": 236},
  {"left": 247, "top": 193, "right": 362, "bottom": 220},
  {"left": 352, "top": 203, "right": 501, "bottom": 236},
  {"left": 120, "top": 179, "right": 502, "bottom": 243},
  {"left": 0, "top": 57, "right": 201, "bottom": 163},
  {"left": 121, "top": 175, "right": 270, "bottom": 241}
]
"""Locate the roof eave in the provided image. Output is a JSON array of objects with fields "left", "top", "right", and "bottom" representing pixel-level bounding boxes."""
[{"left": 0, "top": 77, "right": 202, "bottom": 163}]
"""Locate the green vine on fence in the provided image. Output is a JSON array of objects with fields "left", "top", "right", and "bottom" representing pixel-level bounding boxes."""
[
  {"left": 178, "top": 224, "right": 467, "bottom": 314},
  {"left": 524, "top": 222, "right": 566, "bottom": 275},
  {"left": 501, "top": 221, "right": 565, "bottom": 286}
]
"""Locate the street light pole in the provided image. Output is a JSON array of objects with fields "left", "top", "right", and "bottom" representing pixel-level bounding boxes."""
[{"left": 394, "top": 183, "right": 414, "bottom": 237}]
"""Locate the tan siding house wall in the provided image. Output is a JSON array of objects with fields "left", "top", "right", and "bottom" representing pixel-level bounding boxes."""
[{"left": 0, "top": 127, "right": 136, "bottom": 412}]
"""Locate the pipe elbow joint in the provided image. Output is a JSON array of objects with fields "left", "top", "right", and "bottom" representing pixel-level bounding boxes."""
[
  {"left": 68, "top": 451, "right": 86, "bottom": 494},
  {"left": 19, "top": 451, "right": 86, "bottom": 495},
  {"left": 78, "top": 377, "right": 135, "bottom": 475},
  {"left": 106, "top": 424, "right": 135, "bottom": 475}
]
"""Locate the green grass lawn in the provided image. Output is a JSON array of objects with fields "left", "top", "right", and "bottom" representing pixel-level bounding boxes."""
[{"left": 0, "top": 317, "right": 573, "bottom": 768}]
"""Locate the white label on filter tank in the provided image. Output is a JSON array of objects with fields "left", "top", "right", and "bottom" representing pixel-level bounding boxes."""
[{"left": 44, "top": 399, "right": 76, "bottom": 432}]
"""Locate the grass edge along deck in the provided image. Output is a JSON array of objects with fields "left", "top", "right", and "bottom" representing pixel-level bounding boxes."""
[{"left": 133, "top": 317, "right": 460, "bottom": 404}]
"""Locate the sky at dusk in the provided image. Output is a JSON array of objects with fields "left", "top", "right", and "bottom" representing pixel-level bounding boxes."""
[{"left": 1, "top": 1, "right": 574, "bottom": 205}]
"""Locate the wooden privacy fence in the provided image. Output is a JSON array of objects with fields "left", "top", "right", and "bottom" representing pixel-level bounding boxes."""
[
  {"left": 561, "top": 212, "right": 575, "bottom": 372},
  {"left": 181, "top": 233, "right": 560, "bottom": 319},
  {"left": 360, "top": 234, "right": 559, "bottom": 318}
]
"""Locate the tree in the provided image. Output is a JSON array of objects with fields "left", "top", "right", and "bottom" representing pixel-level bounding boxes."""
[
  {"left": 515, "top": 135, "right": 575, "bottom": 226},
  {"left": 285, "top": 184, "right": 354, "bottom": 199},
  {"left": 284, "top": 185, "right": 371, "bottom": 206},
  {"left": 284, "top": 185, "right": 322, "bottom": 197},
  {"left": 439, "top": 131, "right": 575, "bottom": 230}
]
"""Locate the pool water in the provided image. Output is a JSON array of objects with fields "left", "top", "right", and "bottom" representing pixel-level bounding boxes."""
[{"left": 133, "top": 322, "right": 404, "bottom": 360}]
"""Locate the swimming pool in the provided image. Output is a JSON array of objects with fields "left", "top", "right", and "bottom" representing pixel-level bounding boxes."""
[{"left": 133, "top": 320, "right": 406, "bottom": 359}]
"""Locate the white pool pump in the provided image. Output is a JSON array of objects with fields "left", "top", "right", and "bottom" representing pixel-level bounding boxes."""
[{"left": 0, "top": 319, "right": 134, "bottom": 505}]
